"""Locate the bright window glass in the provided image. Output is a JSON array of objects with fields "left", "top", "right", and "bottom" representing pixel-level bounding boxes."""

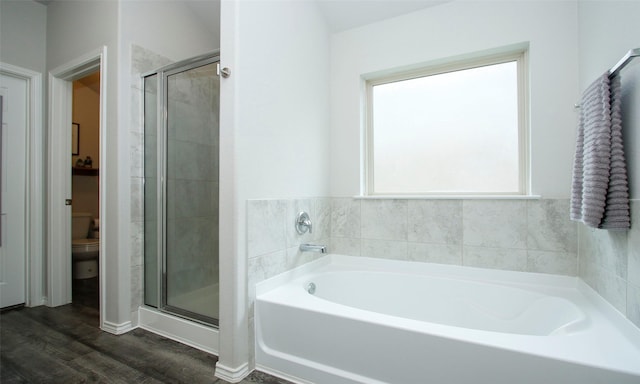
[{"left": 368, "top": 53, "right": 526, "bottom": 195}]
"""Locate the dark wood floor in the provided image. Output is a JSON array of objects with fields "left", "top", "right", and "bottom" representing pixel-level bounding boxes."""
[{"left": 0, "top": 279, "right": 291, "bottom": 384}]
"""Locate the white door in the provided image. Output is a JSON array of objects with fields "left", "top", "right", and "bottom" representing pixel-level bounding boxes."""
[{"left": 0, "top": 74, "right": 27, "bottom": 308}]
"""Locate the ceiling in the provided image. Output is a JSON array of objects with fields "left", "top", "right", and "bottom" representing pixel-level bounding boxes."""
[
  {"left": 74, "top": 72, "right": 100, "bottom": 93},
  {"left": 33, "top": 0, "right": 449, "bottom": 34},
  {"left": 316, "top": 0, "right": 451, "bottom": 33}
]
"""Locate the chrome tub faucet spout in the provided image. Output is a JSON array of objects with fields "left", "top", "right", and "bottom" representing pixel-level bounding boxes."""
[{"left": 299, "top": 244, "right": 327, "bottom": 253}]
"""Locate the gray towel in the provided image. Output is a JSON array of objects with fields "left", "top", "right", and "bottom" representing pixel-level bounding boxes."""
[
  {"left": 570, "top": 73, "right": 630, "bottom": 230},
  {"left": 600, "top": 75, "right": 630, "bottom": 229}
]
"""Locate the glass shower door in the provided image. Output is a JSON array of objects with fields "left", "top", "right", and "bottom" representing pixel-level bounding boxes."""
[{"left": 164, "top": 61, "right": 219, "bottom": 324}]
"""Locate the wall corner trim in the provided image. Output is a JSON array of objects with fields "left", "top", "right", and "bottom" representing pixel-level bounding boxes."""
[
  {"left": 214, "top": 362, "right": 250, "bottom": 383},
  {"left": 101, "top": 320, "right": 134, "bottom": 335}
]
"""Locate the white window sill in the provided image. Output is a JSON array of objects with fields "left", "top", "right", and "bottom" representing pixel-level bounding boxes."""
[{"left": 354, "top": 195, "right": 542, "bottom": 200}]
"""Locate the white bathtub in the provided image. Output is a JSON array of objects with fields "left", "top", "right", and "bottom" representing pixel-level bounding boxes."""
[{"left": 255, "top": 255, "right": 640, "bottom": 384}]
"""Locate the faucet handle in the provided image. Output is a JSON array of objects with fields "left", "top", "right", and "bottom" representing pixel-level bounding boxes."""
[{"left": 295, "top": 211, "right": 312, "bottom": 234}]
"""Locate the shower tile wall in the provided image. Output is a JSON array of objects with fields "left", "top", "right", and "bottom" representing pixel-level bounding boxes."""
[
  {"left": 579, "top": 200, "right": 640, "bottom": 328},
  {"left": 166, "top": 64, "right": 219, "bottom": 302},
  {"left": 130, "top": 45, "right": 172, "bottom": 318}
]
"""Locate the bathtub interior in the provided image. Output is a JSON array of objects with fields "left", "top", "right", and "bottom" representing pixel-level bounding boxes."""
[
  {"left": 255, "top": 254, "right": 640, "bottom": 384},
  {"left": 306, "top": 270, "right": 588, "bottom": 336}
]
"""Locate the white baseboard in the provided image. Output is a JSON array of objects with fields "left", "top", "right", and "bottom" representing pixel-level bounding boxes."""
[
  {"left": 130, "top": 309, "right": 139, "bottom": 328},
  {"left": 101, "top": 320, "right": 134, "bottom": 335},
  {"left": 27, "top": 296, "right": 47, "bottom": 307},
  {"left": 215, "top": 362, "right": 250, "bottom": 383},
  {"left": 138, "top": 306, "right": 219, "bottom": 355}
]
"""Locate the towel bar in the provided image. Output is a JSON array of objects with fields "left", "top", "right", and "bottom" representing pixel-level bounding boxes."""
[{"left": 574, "top": 47, "right": 638, "bottom": 108}]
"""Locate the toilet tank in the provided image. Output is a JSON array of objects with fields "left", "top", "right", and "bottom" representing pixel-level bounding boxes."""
[{"left": 72, "top": 212, "right": 94, "bottom": 240}]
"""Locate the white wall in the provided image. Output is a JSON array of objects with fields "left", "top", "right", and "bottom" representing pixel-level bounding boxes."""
[
  {"left": 47, "top": 1, "right": 118, "bottom": 71},
  {"left": 235, "top": 2, "right": 331, "bottom": 200},
  {"left": 0, "top": 0, "right": 47, "bottom": 73},
  {"left": 330, "top": 0, "right": 580, "bottom": 198},
  {"left": 218, "top": 0, "right": 331, "bottom": 376}
]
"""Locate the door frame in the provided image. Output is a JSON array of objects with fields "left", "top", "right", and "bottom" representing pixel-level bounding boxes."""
[
  {"left": 0, "top": 62, "right": 45, "bottom": 307},
  {"left": 47, "top": 47, "right": 107, "bottom": 324}
]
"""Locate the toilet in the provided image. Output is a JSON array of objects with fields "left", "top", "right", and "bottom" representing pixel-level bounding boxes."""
[{"left": 72, "top": 212, "right": 99, "bottom": 279}]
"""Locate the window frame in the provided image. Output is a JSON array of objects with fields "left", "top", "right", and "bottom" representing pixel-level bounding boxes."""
[{"left": 364, "top": 50, "right": 529, "bottom": 197}]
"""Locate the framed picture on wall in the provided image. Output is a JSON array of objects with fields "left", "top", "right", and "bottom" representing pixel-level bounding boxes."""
[{"left": 72, "top": 123, "right": 79, "bottom": 155}]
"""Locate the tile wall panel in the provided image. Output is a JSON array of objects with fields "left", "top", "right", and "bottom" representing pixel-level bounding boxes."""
[
  {"left": 130, "top": 45, "right": 172, "bottom": 318},
  {"left": 578, "top": 200, "right": 639, "bottom": 328}
]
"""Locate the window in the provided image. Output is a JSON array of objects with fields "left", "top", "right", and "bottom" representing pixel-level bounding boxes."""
[{"left": 365, "top": 51, "right": 528, "bottom": 195}]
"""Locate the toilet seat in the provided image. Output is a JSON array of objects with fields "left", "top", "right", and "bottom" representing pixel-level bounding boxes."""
[{"left": 72, "top": 239, "right": 99, "bottom": 260}]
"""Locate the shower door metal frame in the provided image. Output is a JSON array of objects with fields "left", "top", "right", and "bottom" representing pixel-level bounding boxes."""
[{"left": 143, "top": 51, "right": 220, "bottom": 327}]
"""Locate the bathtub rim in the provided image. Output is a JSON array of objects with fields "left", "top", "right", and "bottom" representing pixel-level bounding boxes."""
[{"left": 256, "top": 253, "right": 583, "bottom": 297}]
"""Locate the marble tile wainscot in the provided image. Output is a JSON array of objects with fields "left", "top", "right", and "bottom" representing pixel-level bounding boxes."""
[
  {"left": 246, "top": 198, "right": 331, "bottom": 367},
  {"left": 579, "top": 200, "right": 640, "bottom": 328},
  {"left": 330, "top": 197, "right": 578, "bottom": 276}
]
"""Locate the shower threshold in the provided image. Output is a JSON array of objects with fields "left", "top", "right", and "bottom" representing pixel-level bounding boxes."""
[{"left": 138, "top": 305, "right": 219, "bottom": 355}]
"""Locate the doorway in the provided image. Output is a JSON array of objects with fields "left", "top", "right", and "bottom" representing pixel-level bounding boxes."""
[
  {"left": 70, "top": 71, "right": 101, "bottom": 310},
  {"left": 48, "top": 48, "right": 107, "bottom": 330}
]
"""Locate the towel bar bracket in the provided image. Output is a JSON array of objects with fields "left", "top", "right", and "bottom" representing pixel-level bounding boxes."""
[{"left": 608, "top": 47, "right": 639, "bottom": 78}]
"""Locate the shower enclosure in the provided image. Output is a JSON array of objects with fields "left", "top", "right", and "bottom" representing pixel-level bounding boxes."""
[{"left": 143, "top": 53, "right": 220, "bottom": 326}]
